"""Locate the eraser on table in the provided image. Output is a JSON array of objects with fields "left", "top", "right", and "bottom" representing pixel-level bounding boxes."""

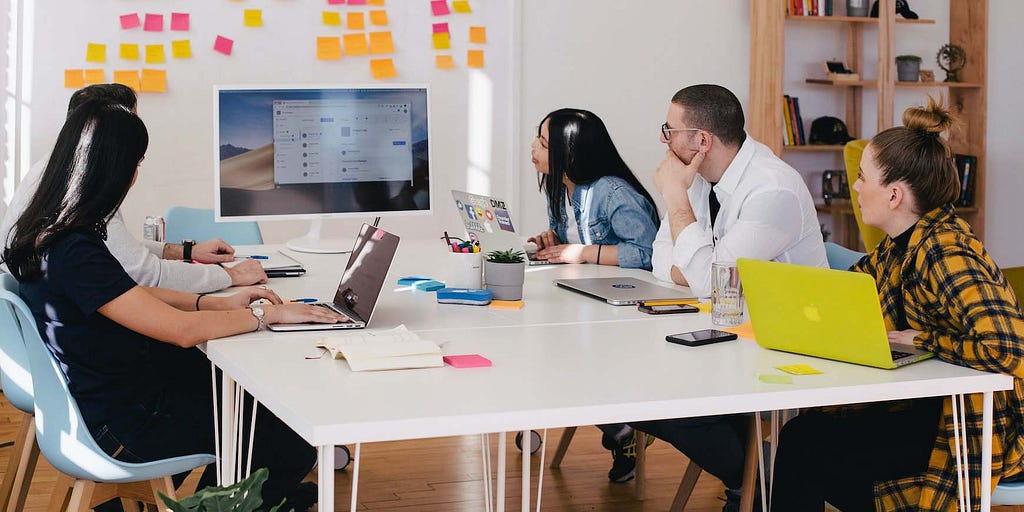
[
  {"left": 489, "top": 300, "right": 524, "bottom": 310},
  {"left": 413, "top": 280, "right": 445, "bottom": 291},
  {"left": 436, "top": 288, "right": 491, "bottom": 305},
  {"left": 443, "top": 354, "right": 492, "bottom": 368},
  {"left": 398, "top": 276, "right": 432, "bottom": 286}
]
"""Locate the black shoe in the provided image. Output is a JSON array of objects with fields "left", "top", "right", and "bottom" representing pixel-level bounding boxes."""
[
  {"left": 606, "top": 431, "right": 655, "bottom": 483},
  {"left": 721, "top": 487, "right": 762, "bottom": 512}
]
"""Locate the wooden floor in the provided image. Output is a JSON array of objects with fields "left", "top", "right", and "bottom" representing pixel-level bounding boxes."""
[{"left": 0, "top": 393, "right": 732, "bottom": 511}]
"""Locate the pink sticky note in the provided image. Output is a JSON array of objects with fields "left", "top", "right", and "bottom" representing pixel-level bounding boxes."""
[
  {"left": 171, "top": 13, "right": 190, "bottom": 31},
  {"left": 327, "top": 0, "right": 345, "bottom": 4},
  {"left": 214, "top": 35, "right": 234, "bottom": 56},
  {"left": 120, "top": 13, "right": 141, "bottom": 30},
  {"left": 432, "top": 22, "right": 449, "bottom": 34},
  {"left": 144, "top": 13, "right": 164, "bottom": 32},
  {"left": 348, "top": 0, "right": 367, "bottom": 5},
  {"left": 431, "top": 0, "right": 450, "bottom": 16},
  {"left": 443, "top": 354, "right": 492, "bottom": 368}
]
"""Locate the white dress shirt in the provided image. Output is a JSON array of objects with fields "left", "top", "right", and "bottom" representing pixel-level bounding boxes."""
[
  {"left": 651, "top": 136, "right": 827, "bottom": 297},
  {"left": 0, "top": 158, "right": 232, "bottom": 292}
]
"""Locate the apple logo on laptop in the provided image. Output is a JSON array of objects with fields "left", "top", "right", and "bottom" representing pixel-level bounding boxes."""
[{"left": 803, "top": 305, "right": 822, "bottom": 322}]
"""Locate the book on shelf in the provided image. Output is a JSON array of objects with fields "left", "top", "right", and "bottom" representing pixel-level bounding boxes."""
[
  {"left": 954, "top": 154, "right": 978, "bottom": 207},
  {"left": 317, "top": 326, "right": 444, "bottom": 371},
  {"left": 783, "top": 95, "right": 795, "bottom": 146},
  {"left": 782, "top": 95, "right": 806, "bottom": 146},
  {"left": 789, "top": 0, "right": 834, "bottom": 16}
]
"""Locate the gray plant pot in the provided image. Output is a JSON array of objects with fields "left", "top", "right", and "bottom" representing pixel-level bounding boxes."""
[
  {"left": 846, "top": 0, "right": 868, "bottom": 17},
  {"left": 484, "top": 261, "right": 526, "bottom": 300},
  {"left": 896, "top": 59, "right": 921, "bottom": 82}
]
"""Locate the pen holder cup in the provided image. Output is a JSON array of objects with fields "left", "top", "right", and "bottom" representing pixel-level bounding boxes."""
[{"left": 445, "top": 251, "right": 483, "bottom": 289}]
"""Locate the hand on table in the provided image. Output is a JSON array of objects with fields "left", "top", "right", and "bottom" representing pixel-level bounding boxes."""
[
  {"left": 225, "top": 260, "right": 269, "bottom": 286},
  {"left": 535, "top": 244, "right": 588, "bottom": 264},
  {"left": 527, "top": 230, "right": 561, "bottom": 251},
  {"left": 191, "top": 238, "right": 235, "bottom": 264}
]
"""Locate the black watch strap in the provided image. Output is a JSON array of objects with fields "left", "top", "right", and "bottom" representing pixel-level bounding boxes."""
[{"left": 182, "top": 239, "right": 196, "bottom": 261}]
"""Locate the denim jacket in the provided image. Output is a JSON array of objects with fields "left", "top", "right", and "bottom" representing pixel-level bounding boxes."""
[{"left": 548, "top": 176, "right": 660, "bottom": 269}]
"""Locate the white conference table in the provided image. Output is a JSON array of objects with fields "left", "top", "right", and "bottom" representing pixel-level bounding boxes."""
[{"left": 206, "top": 241, "right": 1013, "bottom": 512}]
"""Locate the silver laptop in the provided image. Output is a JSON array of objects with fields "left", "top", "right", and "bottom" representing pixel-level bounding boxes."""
[
  {"left": 450, "top": 189, "right": 560, "bottom": 266},
  {"left": 269, "top": 224, "right": 400, "bottom": 332},
  {"left": 553, "top": 277, "right": 696, "bottom": 306}
]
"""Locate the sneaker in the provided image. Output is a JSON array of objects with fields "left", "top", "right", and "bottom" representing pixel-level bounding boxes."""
[
  {"left": 721, "top": 487, "right": 762, "bottom": 512},
  {"left": 606, "top": 431, "right": 655, "bottom": 483}
]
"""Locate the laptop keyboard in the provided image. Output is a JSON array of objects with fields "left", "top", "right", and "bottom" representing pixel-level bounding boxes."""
[
  {"left": 315, "top": 303, "right": 357, "bottom": 323},
  {"left": 891, "top": 349, "right": 912, "bottom": 360}
]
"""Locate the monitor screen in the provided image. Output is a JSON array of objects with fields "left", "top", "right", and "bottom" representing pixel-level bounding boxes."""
[{"left": 214, "top": 85, "right": 431, "bottom": 220}]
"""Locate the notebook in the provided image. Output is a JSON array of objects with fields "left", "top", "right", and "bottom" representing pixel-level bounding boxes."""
[
  {"left": 738, "top": 258, "right": 933, "bottom": 369},
  {"left": 450, "top": 190, "right": 559, "bottom": 266},
  {"left": 269, "top": 224, "right": 399, "bottom": 332},
  {"left": 553, "top": 277, "right": 695, "bottom": 306},
  {"left": 317, "top": 326, "right": 443, "bottom": 371},
  {"left": 223, "top": 251, "right": 306, "bottom": 277}
]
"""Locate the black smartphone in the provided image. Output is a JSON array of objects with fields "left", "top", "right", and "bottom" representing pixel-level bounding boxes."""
[
  {"left": 665, "top": 329, "right": 738, "bottom": 347},
  {"left": 638, "top": 304, "right": 699, "bottom": 315}
]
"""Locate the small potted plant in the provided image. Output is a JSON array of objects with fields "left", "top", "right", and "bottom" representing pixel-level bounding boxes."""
[
  {"left": 484, "top": 249, "right": 526, "bottom": 300},
  {"left": 159, "top": 468, "right": 285, "bottom": 511},
  {"left": 896, "top": 55, "right": 922, "bottom": 82}
]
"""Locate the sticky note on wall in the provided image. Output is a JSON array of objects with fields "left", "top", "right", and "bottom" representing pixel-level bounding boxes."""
[
  {"left": 171, "top": 12, "right": 190, "bottom": 31},
  {"left": 368, "top": 0, "right": 385, "bottom": 5},
  {"left": 214, "top": 36, "right": 234, "bottom": 56},
  {"left": 343, "top": 33, "right": 368, "bottom": 56},
  {"left": 370, "top": 58, "right": 396, "bottom": 79},
  {"left": 469, "top": 26, "right": 486, "bottom": 44},
  {"left": 323, "top": 11, "right": 342, "bottom": 26},
  {"left": 86, "top": 43, "right": 106, "bottom": 63},
  {"left": 120, "top": 43, "right": 140, "bottom": 60},
  {"left": 435, "top": 54, "right": 455, "bottom": 69},
  {"left": 140, "top": 69, "right": 167, "bottom": 93},
  {"left": 347, "top": 12, "right": 365, "bottom": 30},
  {"left": 317, "top": 37, "right": 342, "bottom": 60},
  {"left": 349, "top": 0, "right": 368, "bottom": 5},
  {"left": 432, "top": 32, "right": 450, "bottom": 50},
  {"left": 433, "top": 23, "right": 449, "bottom": 34},
  {"left": 244, "top": 10, "right": 263, "bottom": 27},
  {"left": 144, "top": 13, "right": 163, "bottom": 32},
  {"left": 65, "top": 69, "right": 85, "bottom": 88},
  {"left": 467, "top": 49, "right": 484, "bottom": 68},
  {"left": 145, "top": 44, "right": 165, "bottom": 64},
  {"left": 368, "top": 31, "right": 394, "bottom": 54},
  {"left": 84, "top": 69, "right": 105, "bottom": 85},
  {"left": 172, "top": 40, "right": 192, "bottom": 59},
  {"left": 120, "top": 13, "right": 141, "bottom": 30},
  {"left": 369, "top": 10, "right": 388, "bottom": 26},
  {"left": 328, "top": 0, "right": 345, "bottom": 4},
  {"left": 452, "top": 1, "right": 472, "bottom": 13},
  {"left": 113, "top": 70, "right": 140, "bottom": 90},
  {"left": 431, "top": 1, "right": 450, "bottom": 16}
]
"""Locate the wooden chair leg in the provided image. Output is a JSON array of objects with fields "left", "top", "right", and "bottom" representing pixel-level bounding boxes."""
[
  {"left": 738, "top": 416, "right": 761, "bottom": 512},
  {"left": 670, "top": 461, "right": 703, "bottom": 512},
  {"left": 66, "top": 480, "right": 96, "bottom": 512},
  {"left": 46, "top": 474, "right": 75, "bottom": 512},
  {"left": 549, "top": 426, "right": 576, "bottom": 469},
  {"left": 2, "top": 414, "right": 37, "bottom": 512},
  {"left": 151, "top": 476, "right": 177, "bottom": 509},
  {"left": 634, "top": 432, "right": 648, "bottom": 499},
  {"left": 120, "top": 498, "right": 143, "bottom": 512}
]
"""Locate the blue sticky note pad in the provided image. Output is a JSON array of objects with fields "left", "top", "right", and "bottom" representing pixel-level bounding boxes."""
[
  {"left": 413, "top": 280, "right": 446, "bottom": 291},
  {"left": 437, "top": 288, "right": 492, "bottom": 305},
  {"left": 398, "top": 276, "right": 432, "bottom": 286}
]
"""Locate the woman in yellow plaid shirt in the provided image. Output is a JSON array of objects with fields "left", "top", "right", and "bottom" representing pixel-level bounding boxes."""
[{"left": 770, "top": 97, "right": 1024, "bottom": 512}]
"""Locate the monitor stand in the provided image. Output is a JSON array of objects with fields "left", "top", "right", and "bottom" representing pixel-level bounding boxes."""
[{"left": 286, "top": 218, "right": 353, "bottom": 254}]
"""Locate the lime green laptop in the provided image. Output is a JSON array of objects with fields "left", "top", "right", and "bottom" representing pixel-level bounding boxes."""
[{"left": 738, "top": 258, "right": 933, "bottom": 369}]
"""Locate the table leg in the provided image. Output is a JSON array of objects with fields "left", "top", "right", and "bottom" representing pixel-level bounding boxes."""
[
  {"left": 521, "top": 429, "right": 530, "bottom": 512},
  {"left": 220, "top": 372, "right": 237, "bottom": 486},
  {"left": 497, "top": 433, "right": 506, "bottom": 512},
  {"left": 318, "top": 445, "right": 335, "bottom": 512},
  {"left": 982, "top": 391, "right": 993, "bottom": 511},
  {"left": 210, "top": 363, "right": 221, "bottom": 486}
]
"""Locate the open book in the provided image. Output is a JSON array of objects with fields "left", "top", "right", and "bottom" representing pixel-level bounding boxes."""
[{"left": 316, "top": 326, "right": 443, "bottom": 371}]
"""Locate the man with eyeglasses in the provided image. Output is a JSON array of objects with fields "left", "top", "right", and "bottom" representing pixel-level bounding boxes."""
[{"left": 635, "top": 84, "right": 827, "bottom": 512}]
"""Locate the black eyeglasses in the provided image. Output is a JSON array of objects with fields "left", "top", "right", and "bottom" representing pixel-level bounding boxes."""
[{"left": 661, "top": 123, "right": 700, "bottom": 140}]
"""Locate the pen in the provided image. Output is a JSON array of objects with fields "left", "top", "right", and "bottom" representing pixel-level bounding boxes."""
[
  {"left": 235, "top": 255, "right": 269, "bottom": 260},
  {"left": 290, "top": 298, "right": 318, "bottom": 303},
  {"left": 443, "top": 231, "right": 452, "bottom": 249}
]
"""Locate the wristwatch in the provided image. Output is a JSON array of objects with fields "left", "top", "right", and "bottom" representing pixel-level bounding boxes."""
[
  {"left": 248, "top": 305, "right": 266, "bottom": 331},
  {"left": 182, "top": 239, "right": 196, "bottom": 261}
]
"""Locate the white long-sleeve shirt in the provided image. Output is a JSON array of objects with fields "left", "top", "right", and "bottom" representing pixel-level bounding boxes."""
[
  {"left": 651, "top": 136, "right": 827, "bottom": 297},
  {"left": 0, "top": 158, "right": 232, "bottom": 292}
]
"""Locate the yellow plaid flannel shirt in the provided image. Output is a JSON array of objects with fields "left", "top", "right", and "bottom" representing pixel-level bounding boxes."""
[{"left": 848, "top": 205, "right": 1024, "bottom": 511}]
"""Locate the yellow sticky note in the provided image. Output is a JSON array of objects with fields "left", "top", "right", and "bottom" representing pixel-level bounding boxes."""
[
  {"left": 84, "top": 69, "right": 105, "bottom": 85},
  {"left": 469, "top": 26, "right": 486, "bottom": 44},
  {"left": 113, "top": 70, "right": 140, "bottom": 91},
  {"left": 120, "top": 44, "right": 140, "bottom": 60},
  {"left": 369, "top": 10, "right": 388, "bottom": 26},
  {"left": 435, "top": 54, "right": 455, "bottom": 69},
  {"left": 758, "top": 373, "right": 793, "bottom": 385},
  {"left": 145, "top": 44, "right": 165, "bottom": 64},
  {"left": 64, "top": 69, "right": 85, "bottom": 88},
  {"left": 322, "top": 11, "right": 341, "bottom": 26},
  {"left": 140, "top": 69, "right": 167, "bottom": 93},
  {"left": 86, "top": 43, "right": 106, "bottom": 63},
  {"left": 347, "top": 12, "right": 365, "bottom": 30},
  {"left": 369, "top": 58, "right": 396, "bottom": 80},
  {"left": 467, "top": 49, "right": 484, "bottom": 68},
  {"left": 368, "top": 0, "right": 385, "bottom": 5},
  {"left": 342, "top": 33, "right": 369, "bottom": 56},
  {"left": 368, "top": 31, "right": 394, "bottom": 55},
  {"left": 316, "top": 37, "right": 342, "bottom": 60},
  {"left": 244, "top": 9, "right": 263, "bottom": 27},
  {"left": 775, "top": 364, "right": 824, "bottom": 375},
  {"left": 723, "top": 321, "right": 756, "bottom": 340},
  {"left": 171, "top": 40, "right": 192, "bottom": 59},
  {"left": 432, "top": 32, "right": 450, "bottom": 50},
  {"left": 452, "top": 0, "right": 472, "bottom": 13}
]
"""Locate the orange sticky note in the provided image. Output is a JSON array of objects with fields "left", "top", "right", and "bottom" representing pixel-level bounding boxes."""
[
  {"left": 140, "top": 69, "right": 167, "bottom": 93},
  {"left": 120, "top": 43, "right": 140, "bottom": 60},
  {"left": 368, "top": 0, "right": 385, "bottom": 5},
  {"left": 316, "top": 37, "right": 342, "bottom": 60},
  {"left": 113, "top": 70, "right": 140, "bottom": 91},
  {"left": 370, "top": 58, "right": 396, "bottom": 79},
  {"left": 64, "top": 69, "right": 85, "bottom": 88},
  {"left": 244, "top": 9, "right": 263, "bottom": 27},
  {"left": 368, "top": 31, "right": 394, "bottom": 54},
  {"left": 342, "top": 33, "right": 369, "bottom": 56},
  {"left": 432, "top": 32, "right": 450, "bottom": 50},
  {"left": 84, "top": 69, "right": 105, "bottom": 85},
  {"left": 171, "top": 40, "right": 192, "bottom": 59},
  {"left": 467, "top": 49, "right": 484, "bottom": 68},
  {"left": 322, "top": 11, "right": 342, "bottom": 26},
  {"left": 145, "top": 44, "right": 165, "bottom": 64},
  {"left": 452, "top": 0, "right": 472, "bottom": 13},
  {"left": 469, "top": 26, "right": 486, "bottom": 44},
  {"left": 347, "top": 12, "right": 365, "bottom": 30},
  {"left": 369, "top": 10, "right": 388, "bottom": 26},
  {"left": 435, "top": 54, "right": 455, "bottom": 69},
  {"left": 86, "top": 43, "right": 106, "bottom": 63}
]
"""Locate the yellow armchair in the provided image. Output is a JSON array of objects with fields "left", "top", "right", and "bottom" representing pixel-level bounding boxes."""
[{"left": 844, "top": 140, "right": 887, "bottom": 251}]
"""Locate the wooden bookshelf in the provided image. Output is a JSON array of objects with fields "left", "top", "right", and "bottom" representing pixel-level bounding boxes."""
[
  {"left": 750, "top": 0, "right": 988, "bottom": 246},
  {"left": 784, "top": 144, "right": 845, "bottom": 152}
]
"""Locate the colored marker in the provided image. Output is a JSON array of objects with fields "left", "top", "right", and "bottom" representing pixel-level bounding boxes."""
[{"left": 236, "top": 255, "right": 269, "bottom": 260}]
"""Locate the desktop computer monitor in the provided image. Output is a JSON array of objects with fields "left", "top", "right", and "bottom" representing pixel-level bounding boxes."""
[{"left": 214, "top": 84, "right": 431, "bottom": 252}]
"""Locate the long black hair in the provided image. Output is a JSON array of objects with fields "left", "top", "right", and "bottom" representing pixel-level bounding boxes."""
[
  {"left": 537, "top": 108, "right": 658, "bottom": 223},
  {"left": 3, "top": 100, "right": 148, "bottom": 280}
]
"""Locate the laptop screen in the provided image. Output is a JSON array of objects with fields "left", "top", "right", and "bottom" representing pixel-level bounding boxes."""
[{"left": 332, "top": 224, "right": 400, "bottom": 322}]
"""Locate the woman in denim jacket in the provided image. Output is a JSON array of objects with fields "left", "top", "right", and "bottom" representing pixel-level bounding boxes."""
[{"left": 528, "top": 108, "right": 660, "bottom": 270}]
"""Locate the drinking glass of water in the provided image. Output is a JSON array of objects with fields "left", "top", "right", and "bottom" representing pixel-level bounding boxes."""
[{"left": 711, "top": 261, "right": 745, "bottom": 327}]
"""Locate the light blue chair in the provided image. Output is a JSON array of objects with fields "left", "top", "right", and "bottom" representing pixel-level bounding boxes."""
[
  {"left": 164, "top": 206, "right": 263, "bottom": 246},
  {"left": 0, "top": 274, "right": 38, "bottom": 512},
  {"left": 0, "top": 277, "right": 215, "bottom": 511},
  {"left": 825, "top": 241, "right": 866, "bottom": 271}
]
